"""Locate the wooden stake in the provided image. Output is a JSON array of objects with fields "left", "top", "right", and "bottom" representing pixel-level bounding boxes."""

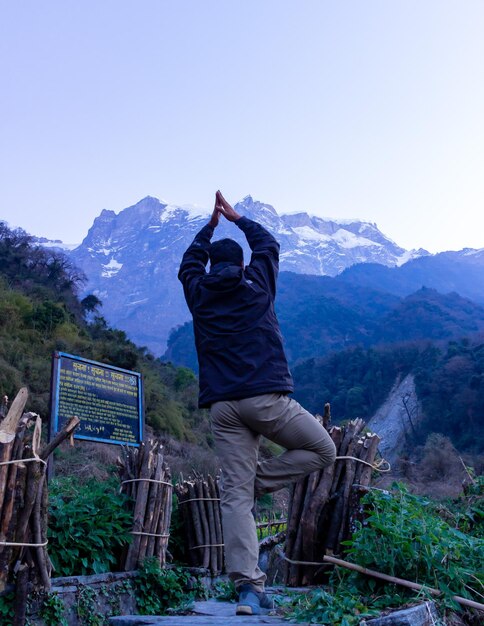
[{"left": 0, "top": 388, "right": 28, "bottom": 516}]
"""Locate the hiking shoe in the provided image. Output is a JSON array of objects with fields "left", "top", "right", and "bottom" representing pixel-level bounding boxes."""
[{"left": 236, "top": 584, "right": 274, "bottom": 615}]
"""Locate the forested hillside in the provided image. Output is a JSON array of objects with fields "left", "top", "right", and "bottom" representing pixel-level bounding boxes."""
[
  {"left": 164, "top": 268, "right": 484, "bottom": 454},
  {"left": 0, "top": 222, "right": 210, "bottom": 445},
  {"left": 293, "top": 340, "right": 484, "bottom": 454},
  {"left": 339, "top": 248, "right": 484, "bottom": 305},
  {"left": 164, "top": 272, "right": 484, "bottom": 371}
]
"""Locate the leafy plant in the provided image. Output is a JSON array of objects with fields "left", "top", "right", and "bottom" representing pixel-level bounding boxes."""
[
  {"left": 76, "top": 585, "right": 103, "bottom": 626},
  {"left": 213, "top": 579, "right": 237, "bottom": 602},
  {"left": 286, "top": 587, "right": 380, "bottom": 626},
  {"left": 438, "top": 474, "right": 484, "bottom": 538},
  {"left": 286, "top": 482, "right": 483, "bottom": 624},
  {"left": 48, "top": 477, "right": 132, "bottom": 576},
  {"left": 41, "top": 592, "right": 67, "bottom": 626},
  {"left": 344, "top": 482, "right": 484, "bottom": 607},
  {"left": 134, "top": 559, "right": 195, "bottom": 615},
  {"left": 0, "top": 592, "right": 15, "bottom": 623}
]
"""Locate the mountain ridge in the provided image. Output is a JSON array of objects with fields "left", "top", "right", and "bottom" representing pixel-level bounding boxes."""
[
  {"left": 67, "top": 195, "right": 429, "bottom": 354},
  {"left": 163, "top": 278, "right": 484, "bottom": 373}
]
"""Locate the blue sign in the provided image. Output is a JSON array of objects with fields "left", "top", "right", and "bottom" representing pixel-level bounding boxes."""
[{"left": 51, "top": 352, "right": 143, "bottom": 446}]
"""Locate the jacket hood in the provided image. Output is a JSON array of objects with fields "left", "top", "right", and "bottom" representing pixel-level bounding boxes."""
[{"left": 202, "top": 262, "right": 244, "bottom": 292}]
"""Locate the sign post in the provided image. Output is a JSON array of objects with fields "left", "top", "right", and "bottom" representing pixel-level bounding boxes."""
[{"left": 50, "top": 352, "right": 144, "bottom": 447}]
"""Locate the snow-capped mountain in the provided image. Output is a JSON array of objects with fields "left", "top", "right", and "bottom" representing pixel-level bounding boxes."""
[{"left": 70, "top": 195, "right": 427, "bottom": 354}]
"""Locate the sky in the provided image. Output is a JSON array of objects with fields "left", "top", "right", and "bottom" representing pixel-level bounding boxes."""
[{"left": 1, "top": 1, "right": 483, "bottom": 253}]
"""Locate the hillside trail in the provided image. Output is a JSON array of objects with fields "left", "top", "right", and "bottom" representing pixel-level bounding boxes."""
[{"left": 367, "top": 373, "right": 418, "bottom": 465}]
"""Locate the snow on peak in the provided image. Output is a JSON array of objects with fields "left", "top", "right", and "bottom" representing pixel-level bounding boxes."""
[
  {"left": 332, "top": 228, "right": 382, "bottom": 249},
  {"left": 236, "top": 196, "right": 278, "bottom": 216},
  {"left": 292, "top": 226, "right": 331, "bottom": 242},
  {"left": 159, "top": 203, "right": 210, "bottom": 223}
]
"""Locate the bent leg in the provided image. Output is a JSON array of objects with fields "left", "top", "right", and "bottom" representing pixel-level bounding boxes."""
[
  {"left": 210, "top": 399, "right": 267, "bottom": 592},
  {"left": 237, "top": 394, "right": 336, "bottom": 497}
]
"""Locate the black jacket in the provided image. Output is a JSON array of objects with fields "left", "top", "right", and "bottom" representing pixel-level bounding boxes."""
[{"left": 178, "top": 216, "right": 294, "bottom": 408}]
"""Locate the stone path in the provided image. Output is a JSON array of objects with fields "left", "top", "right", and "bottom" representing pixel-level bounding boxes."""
[
  {"left": 107, "top": 590, "right": 442, "bottom": 626},
  {"left": 108, "top": 593, "right": 305, "bottom": 626}
]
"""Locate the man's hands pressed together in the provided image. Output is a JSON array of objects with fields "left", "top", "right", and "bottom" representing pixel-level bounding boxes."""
[
  {"left": 208, "top": 190, "right": 242, "bottom": 228},
  {"left": 208, "top": 203, "right": 220, "bottom": 228},
  {"left": 217, "top": 190, "right": 242, "bottom": 222}
]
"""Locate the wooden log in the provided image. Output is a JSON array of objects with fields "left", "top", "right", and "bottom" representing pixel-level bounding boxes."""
[
  {"left": 353, "top": 434, "right": 372, "bottom": 486},
  {"left": 40, "top": 415, "right": 80, "bottom": 461},
  {"left": 156, "top": 467, "right": 172, "bottom": 566},
  {"left": 187, "top": 481, "right": 204, "bottom": 567},
  {"left": 125, "top": 446, "right": 140, "bottom": 503},
  {"left": 299, "top": 426, "right": 343, "bottom": 584},
  {"left": 1, "top": 439, "right": 43, "bottom": 592},
  {"left": 13, "top": 563, "right": 29, "bottom": 626},
  {"left": 329, "top": 419, "right": 365, "bottom": 499},
  {"left": 195, "top": 479, "right": 210, "bottom": 569},
  {"left": 40, "top": 473, "right": 53, "bottom": 580},
  {"left": 125, "top": 442, "right": 153, "bottom": 570},
  {"left": 145, "top": 450, "right": 164, "bottom": 559},
  {"left": 293, "top": 468, "right": 320, "bottom": 584},
  {"left": 285, "top": 483, "right": 296, "bottom": 560},
  {"left": 33, "top": 474, "right": 50, "bottom": 590},
  {"left": 3, "top": 416, "right": 79, "bottom": 590},
  {"left": 325, "top": 426, "right": 363, "bottom": 553},
  {"left": 343, "top": 434, "right": 381, "bottom": 545},
  {"left": 138, "top": 441, "right": 159, "bottom": 561},
  {"left": 335, "top": 437, "right": 364, "bottom": 551},
  {"left": 208, "top": 475, "right": 223, "bottom": 573},
  {"left": 14, "top": 415, "right": 79, "bottom": 546},
  {"left": 348, "top": 484, "right": 370, "bottom": 538},
  {"left": 118, "top": 446, "right": 137, "bottom": 501},
  {"left": 0, "top": 388, "right": 28, "bottom": 516},
  {"left": 285, "top": 476, "right": 307, "bottom": 563},
  {"left": 361, "top": 602, "right": 440, "bottom": 626},
  {"left": 154, "top": 460, "right": 171, "bottom": 566},
  {"left": 286, "top": 475, "right": 309, "bottom": 586},
  {"left": 0, "top": 415, "right": 28, "bottom": 542},
  {"left": 202, "top": 479, "right": 217, "bottom": 574},
  {"left": 358, "top": 434, "right": 381, "bottom": 487},
  {"left": 0, "top": 418, "right": 31, "bottom": 593},
  {"left": 0, "top": 408, "right": 80, "bottom": 602},
  {"left": 259, "top": 530, "right": 286, "bottom": 552},
  {"left": 175, "top": 482, "right": 197, "bottom": 565}
]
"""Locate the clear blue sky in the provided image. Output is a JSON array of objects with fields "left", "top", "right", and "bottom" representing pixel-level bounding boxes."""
[{"left": 1, "top": 1, "right": 483, "bottom": 252}]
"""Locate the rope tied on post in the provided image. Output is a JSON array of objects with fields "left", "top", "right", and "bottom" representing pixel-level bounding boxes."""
[{"left": 334, "top": 455, "right": 391, "bottom": 472}]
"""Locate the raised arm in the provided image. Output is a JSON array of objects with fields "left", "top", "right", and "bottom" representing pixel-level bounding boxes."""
[
  {"left": 178, "top": 203, "right": 219, "bottom": 311},
  {"left": 236, "top": 217, "right": 279, "bottom": 298},
  {"left": 216, "top": 191, "right": 279, "bottom": 298}
]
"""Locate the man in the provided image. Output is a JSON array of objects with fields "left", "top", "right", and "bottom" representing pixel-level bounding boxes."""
[{"left": 178, "top": 191, "right": 336, "bottom": 615}]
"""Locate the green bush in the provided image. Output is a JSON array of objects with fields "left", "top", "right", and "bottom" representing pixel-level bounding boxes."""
[
  {"left": 48, "top": 477, "right": 132, "bottom": 576},
  {"left": 286, "top": 587, "right": 381, "bottom": 626},
  {"left": 344, "top": 483, "right": 483, "bottom": 606},
  {"left": 0, "top": 593, "right": 14, "bottom": 623},
  {"left": 134, "top": 559, "right": 193, "bottom": 615},
  {"left": 450, "top": 474, "right": 484, "bottom": 538},
  {"left": 286, "top": 482, "right": 483, "bottom": 624},
  {"left": 41, "top": 592, "right": 68, "bottom": 626}
]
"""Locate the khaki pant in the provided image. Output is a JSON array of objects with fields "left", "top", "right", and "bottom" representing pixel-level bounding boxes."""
[{"left": 210, "top": 393, "right": 336, "bottom": 592}]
